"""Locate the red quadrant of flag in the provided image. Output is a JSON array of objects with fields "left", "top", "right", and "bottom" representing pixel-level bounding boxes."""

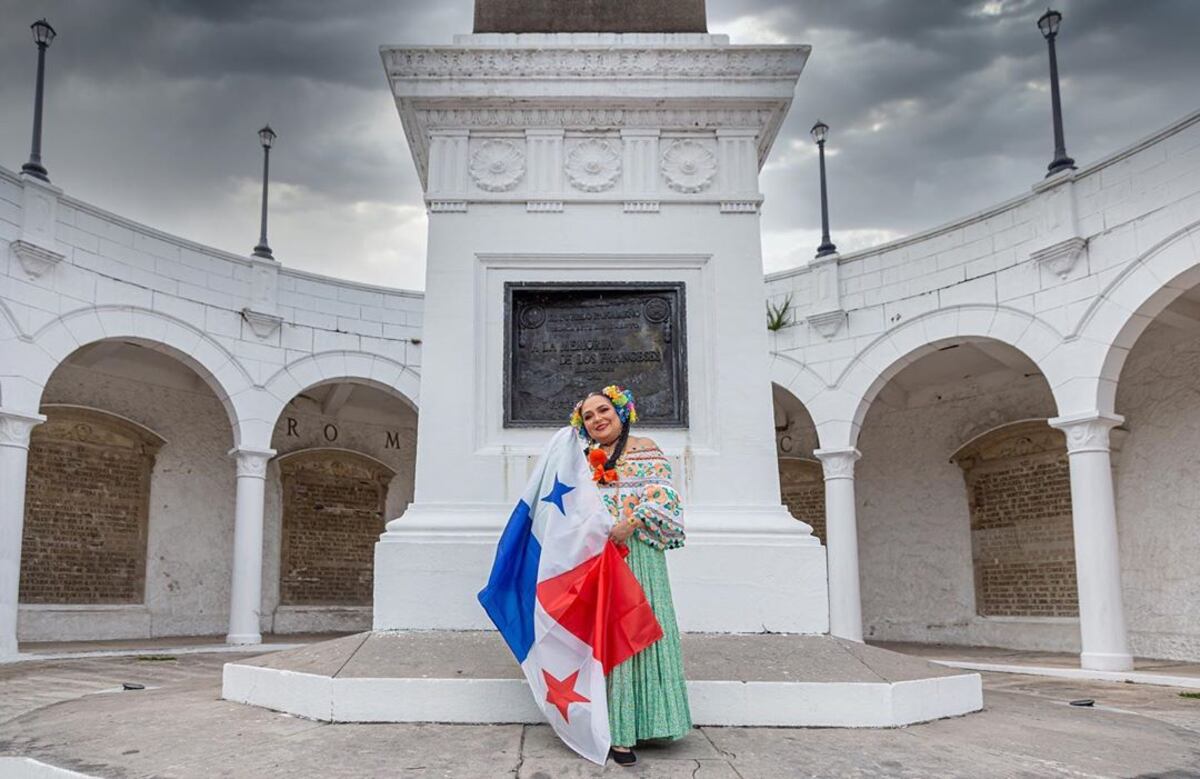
[
  {"left": 542, "top": 668, "right": 590, "bottom": 722},
  {"left": 536, "top": 540, "right": 664, "bottom": 674}
]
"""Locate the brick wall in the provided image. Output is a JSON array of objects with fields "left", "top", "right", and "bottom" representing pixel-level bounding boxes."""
[
  {"left": 952, "top": 420, "right": 1077, "bottom": 618},
  {"left": 778, "top": 458, "right": 826, "bottom": 544},
  {"left": 20, "top": 406, "right": 162, "bottom": 604},
  {"left": 278, "top": 449, "right": 395, "bottom": 606}
]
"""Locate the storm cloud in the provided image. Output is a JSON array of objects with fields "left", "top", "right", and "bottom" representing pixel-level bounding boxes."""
[{"left": 1, "top": 0, "right": 1197, "bottom": 289}]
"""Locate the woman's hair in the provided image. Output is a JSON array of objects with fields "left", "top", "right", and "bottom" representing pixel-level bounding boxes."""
[{"left": 569, "top": 386, "right": 638, "bottom": 469}]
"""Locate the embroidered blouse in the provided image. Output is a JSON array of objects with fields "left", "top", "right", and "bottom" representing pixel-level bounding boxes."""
[{"left": 598, "top": 446, "right": 686, "bottom": 551}]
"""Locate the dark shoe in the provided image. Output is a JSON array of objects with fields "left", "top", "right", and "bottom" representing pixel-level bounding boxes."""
[{"left": 610, "top": 748, "right": 637, "bottom": 767}]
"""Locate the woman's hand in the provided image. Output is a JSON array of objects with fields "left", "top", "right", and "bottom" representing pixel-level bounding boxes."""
[{"left": 609, "top": 518, "right": 639, "bottom": 545}]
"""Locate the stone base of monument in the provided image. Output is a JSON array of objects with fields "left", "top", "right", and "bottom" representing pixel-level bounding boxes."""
[{"left": 221, "top": 632, "right": 982, "bottom": 727}]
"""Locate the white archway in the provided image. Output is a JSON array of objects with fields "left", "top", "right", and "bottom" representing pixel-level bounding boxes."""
[
  {"left": 25, "top": 305, "right": 252, "bottom": 445},
  {"left": 1073, "top": 220, "right": 1200, "bottom": 415},
  {"left": 814, "top": 305, "right": 1066, "bottom": 448}
]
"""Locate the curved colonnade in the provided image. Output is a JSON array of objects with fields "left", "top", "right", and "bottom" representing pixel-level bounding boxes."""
[{"left": 3, "top": 109, "right": 1199, "bottom": 669}]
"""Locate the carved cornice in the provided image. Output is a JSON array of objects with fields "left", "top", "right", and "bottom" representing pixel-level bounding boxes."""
[
  {"left": 428, "top": 199, "right": 468, "bottom": 213},
  {"left": 814, "top": 447, "right": 861, "bottom": 481},
  {"left": 624, "top": 200, "right": 660, "bottom": 213},
  {"left": 241, "top": 308, "right": 283, "bottom": 339},
  {"left": 1031, "top": 236, "right": 1087, "bottom": 279},
  {"left": 720, "top": 200, "right": 760, "bottom": 214},
  {"left": 417, "top": 107, "right": 774, "bottom": 132},
  {"left": 383, "top": 47, "right": 808, "bottom": 81},
  {"left": 9, "top": 239, "right": 65, "bottom": 279},
  {"left": 526, "top": 200, "right": 563, "bottom": 212}
]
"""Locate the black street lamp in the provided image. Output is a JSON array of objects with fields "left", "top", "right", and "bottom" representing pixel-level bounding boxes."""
[
  {"left": 1038, "top": 8, "right": 1075, "bottom": 177},
  {"left": 21, "top": 19, "right": 57, "bottom": 182},
  {"left": 811, "top": 120, "right": 837, "bottom": 259},
  {"left": 252, "top": 125, "right": 277, "bottom": 260}
]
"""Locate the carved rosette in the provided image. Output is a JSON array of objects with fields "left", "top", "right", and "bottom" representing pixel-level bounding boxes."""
[
  {"left": 661, "top": 140, "right": 717, "bottom": 194},
  {"left": 565, "top": 139, "right": 621, "bottom": 192},
  {"left": 469, "top": 139, "right": 526, "bottom": 192}
]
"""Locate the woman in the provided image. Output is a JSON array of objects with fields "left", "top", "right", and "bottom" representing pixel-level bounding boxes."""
[{"left": 569, "top": 385, "right": 691, "bottom": 767}]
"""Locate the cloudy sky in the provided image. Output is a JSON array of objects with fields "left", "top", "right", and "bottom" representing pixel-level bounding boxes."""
[{"left": 2, "top": 1, "right": 1198, "bottom": 291}]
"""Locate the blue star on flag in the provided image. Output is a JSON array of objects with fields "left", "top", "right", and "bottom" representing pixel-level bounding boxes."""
[{"left": 540, "top": 475, "right": 575, "bottom": 515}]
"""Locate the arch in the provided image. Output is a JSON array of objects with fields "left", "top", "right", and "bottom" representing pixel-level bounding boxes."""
[
  {"left": 23, "top": 305, "right": 251, "bottom": 445},
  {"left": 254, "top": 351, "right": 421, "bottom": 447},
  {"left": 1072, "top": 220, "right": 1200, "bottom": 415},
  {"left": 817, "top": 305, "right": 1066, "bottom": 447},
  {"left": 275, "top": 445, "right": 398, "bottom": 476},
  {"left": 768, "top": 352, "right": 826, "bottom": 408}
]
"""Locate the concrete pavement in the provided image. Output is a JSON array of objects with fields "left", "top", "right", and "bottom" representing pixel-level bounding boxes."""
[{"left": 2, "top": 650, "right": 1199, "bottom": 777}]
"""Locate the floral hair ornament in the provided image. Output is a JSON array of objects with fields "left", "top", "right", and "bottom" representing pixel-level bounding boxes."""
[{"left": 568, "top": 385, "right": 639, "bottom": 442}]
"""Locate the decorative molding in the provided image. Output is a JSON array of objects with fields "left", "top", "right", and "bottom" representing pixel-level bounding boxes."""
[
  {"left": 807, "top": 309, "right": 847, "bottom": 339},
  {"left": 661, "top": 139, "right": 717, "bottom": 194},
  {"left": 624, "top": 200, "right": 660, "bottom": 213},
  {"left": 469, "top": 139, "right": 526, "bottom": 192},
  {"left": 526, "top": 200, "right": 563, "bottom": 213},
  {"left": 9, "top": 239, "right": 65, "bottom": 279},
  {"left": 231, "top": 447, "right": 276, "bottom": 479},
  {"left": 241, "top": 308, "right": 283, "bottom": 339},
  {"left": 429, "top": 200, "right": 468, "bottom": 212},
  {"left": 720, "top": 200, "right": 760, "bottom": 214},
  {"left": 1031, "top": 236, "right": 1088, "bottom": 279},
  {"left": 0, "top": 408, "right": 46, "bottom": 449},
  {"left": 565, "top": 138, "right": 621, "bottom": 192},
  {"left": 419, "top": 108, "right": 774, "bottom": 133},
  {"left": 1048, "top": 412, "right": 1124, "bottom": 454},
  {"left": 384, "top": 47, "right": 807, "bottom": 82},
  {"left": 813, "top": 447, "right": 861, "bottom": 481}
]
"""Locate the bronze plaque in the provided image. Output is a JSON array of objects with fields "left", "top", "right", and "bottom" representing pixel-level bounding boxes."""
[{"left": 504, "top": 282, "right": 688, "bottom": 427}]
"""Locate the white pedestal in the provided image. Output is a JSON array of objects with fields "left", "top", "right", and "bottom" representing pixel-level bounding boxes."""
[{"left": 374, "top": 504, "right": 829, "bottom": 634}]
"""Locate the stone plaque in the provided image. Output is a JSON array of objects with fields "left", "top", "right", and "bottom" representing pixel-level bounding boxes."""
[
  {"left": 505, "top": 282, "right": 688, "bottom": 427},
  {"left": 474, "top": 0, "right": 707, "bottom": 34}
]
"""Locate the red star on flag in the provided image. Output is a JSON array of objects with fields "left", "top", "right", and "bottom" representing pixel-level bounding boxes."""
[{"left": 542, "top": 668, "right": 590, "bottom": 723}]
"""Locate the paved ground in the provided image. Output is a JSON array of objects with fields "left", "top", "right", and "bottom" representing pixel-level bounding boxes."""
[{"left": 2, "top": 651, "right": 1200, "bottom": 778}]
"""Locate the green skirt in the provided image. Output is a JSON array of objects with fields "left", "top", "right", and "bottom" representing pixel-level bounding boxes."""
[{"left": 607, "top": 537, "right": 692, "bottom": 747}]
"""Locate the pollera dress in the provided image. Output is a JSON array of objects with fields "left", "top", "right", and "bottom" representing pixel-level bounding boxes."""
[{"left": 598, "top": 445, "right": 692, "bottom": 747}]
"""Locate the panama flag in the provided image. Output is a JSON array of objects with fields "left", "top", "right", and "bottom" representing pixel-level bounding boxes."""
[{"left": 478, "top": 427, "right": 664, "bottom": 764}]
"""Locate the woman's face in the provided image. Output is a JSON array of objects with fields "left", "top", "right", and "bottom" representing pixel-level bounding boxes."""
[{"left": 581, "top": 395, "right": 622, "bottom": 445}]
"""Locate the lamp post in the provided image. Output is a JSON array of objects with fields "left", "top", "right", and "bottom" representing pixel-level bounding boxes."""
[
  {"left": 811, "top": 120, "right": 837, "bottom": 259},
  {"left": 1038, "top": 8, "right": 1075, "bottom": 177},
  {"left": 21, "top": 19, "right": 57, "bottom": 182},
  {"left": 252, "top": 125, "right": 277, "bottom": 260}
]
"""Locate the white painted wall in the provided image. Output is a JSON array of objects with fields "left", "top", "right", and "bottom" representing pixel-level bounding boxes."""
[{"left": 1114, "top": 328, "right": 1200, "bottom": 661}]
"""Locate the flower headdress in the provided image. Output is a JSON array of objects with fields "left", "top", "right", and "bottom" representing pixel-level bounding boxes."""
[
  {"left": 569, "top": 385, "right": 639, "bottom": 485},
  {"left": 568, "top": 384, "right": 639, "bottom": 441}
]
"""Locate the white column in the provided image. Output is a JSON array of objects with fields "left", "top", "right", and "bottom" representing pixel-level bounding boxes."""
[
  {"left": 814, "top": 447, "right": 863, "bottom": 642},
  {"left": 1049, "top": 412, "right": 1133, "bottom": 671},
  {"left": 0, "top": 408, "right": 45, "bottom": 659},
  {"left": 226, "top": 446, "right": 275, "bottom": 645}
]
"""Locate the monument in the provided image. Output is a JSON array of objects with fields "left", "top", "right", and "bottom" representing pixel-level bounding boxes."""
[
  {"left": 222, "top": 0, "right": 983, "bottom": 727},
  {"left": 371, "top": 0, "right": 830, "bottom": 636}
]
